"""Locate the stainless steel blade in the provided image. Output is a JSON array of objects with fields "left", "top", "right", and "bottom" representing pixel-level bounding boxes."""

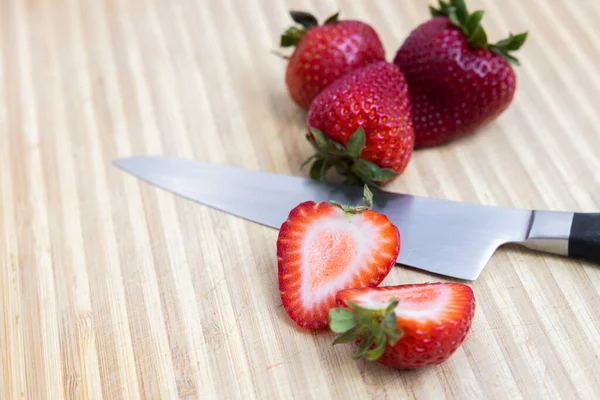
[{"left": 113, "top": 156, "right": 534, "bottom": 280}]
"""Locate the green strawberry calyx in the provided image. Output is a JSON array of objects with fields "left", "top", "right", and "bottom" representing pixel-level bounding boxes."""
[
  {"left": 430, "top": 0, "right": 528, "bottom": 65},
  {"left": 302, "top": 127, "right": 399, "bottom": 188},
  {"left": 280, "top": 11, "right": 340, "bottom": 47},
  {"left": 330, "top": 184, "right": 373, "bottom": 215},
  {"left": 329, "top": 298, "right": 403, "bottom": 361}
]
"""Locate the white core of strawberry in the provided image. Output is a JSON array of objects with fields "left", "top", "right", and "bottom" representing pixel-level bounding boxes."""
[
  {"left": 356, "top": 285, "right": 454, "bottom": 322},
  {"left": 300, "top": 213, "right": 380, "bottom": 307}
]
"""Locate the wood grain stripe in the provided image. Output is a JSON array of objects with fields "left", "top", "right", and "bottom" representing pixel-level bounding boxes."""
[{"left": 0, "top": 2, "right": 28, "bottom": 398}]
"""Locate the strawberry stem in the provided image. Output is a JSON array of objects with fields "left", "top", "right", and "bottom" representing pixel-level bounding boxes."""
[
  {"left": 429, "top": 0, "right": 528, "bottom": 65},
  {"left": 330, "top": 185, "right": 373, "bottom": 215}
]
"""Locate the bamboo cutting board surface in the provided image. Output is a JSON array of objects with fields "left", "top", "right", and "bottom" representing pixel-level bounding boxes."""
[{"left": 1, "top": 0, "right": 599, "bottom": 398}]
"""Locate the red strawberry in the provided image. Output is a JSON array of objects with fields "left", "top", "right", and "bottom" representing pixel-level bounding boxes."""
[
  {"left": 304, "top": 61, "right": 414, "bottom": 187},
  {"left": 329, "top": 282, "right": 475, "bottom": 369},
  {"left": 280, "top": 11, "right": 385, "bottom": 110},
  {"left": 393, "top": 0, "right": 528, "bottom": 147},
  {"left": 277, "top": 186, "right": 400, "bottom": 329}
]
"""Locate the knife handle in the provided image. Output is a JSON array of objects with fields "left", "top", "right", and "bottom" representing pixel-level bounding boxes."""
[
  {"left": 569, "top": 213, "right": 600, "bottom": 262},
  {"left": 521, "top": 211, "right": 600, "bottom": 263}
]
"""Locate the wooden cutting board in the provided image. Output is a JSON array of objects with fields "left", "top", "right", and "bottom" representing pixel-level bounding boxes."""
[{"left": 1, "top": 0, "right": 599, "bottom": 398}]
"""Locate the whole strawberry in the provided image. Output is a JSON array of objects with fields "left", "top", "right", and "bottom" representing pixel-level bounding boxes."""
[
  {"left": 330, "top": 283, "right": 476, "bottom": 369},
  {"left": 305, "top": 61, "right": 414, "bottom": 187},
  {"left": 393, "top": 0, "right": 528, "bottom": 147},
  {"left": 281, "top": 11, "right": 385, "bottom": 110}
]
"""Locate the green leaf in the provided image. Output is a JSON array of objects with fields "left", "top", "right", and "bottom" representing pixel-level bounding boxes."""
[
  {"left": 387, "top": 327, "right": 403, "bottom": 346},
  {"left": 310, "top": 159, "right": 324, "bottom": 180},
  {"left": 490, "top": 46, "right": 520, "bottom": 66},
  {"left": 329, "top": 200, "right": 347, "bottom": 213},
  {"left": 347, "top": 159, "right": 390, "bottom": 188},
  {"left": 361, "top": 160, "right": 380, "bottom": 178},
  {"left": 374, "top": 328, "right": 386, "bottom": 347},
  {"left": 429, "top": 5, "right": 443, "bottom": 17},
  {"left": 512, "top": 32, "right": 529, "bottom": 49},
  {"left": 383, "top": 311, "right": 398, "bottom": 330},
  {"left": 289, "top": 11, "right": 318, "bottom": 29},
  {"left": 362, "top": 185, "right": 373, "bottom": 209},
  {"left": 438, "top": 0, "right": 449, "bottom": 15},
  {"left": 323, "top": 11, "right": 339, "bottom": 25},
  {"left": 329, "top": 298, "right": 406, "bottom": 363},
  {"left": 344, "top": 300, "right": 371, "bottom": 314},
  {"left": 496, "top": 32, "right": 528, "bottom": 51},
  {"left": 300, "top": 154, "right": 317, "bottom": 169},
  {"left": 352, "top": 337, "right": 374, "bottom": 360},
  {"left": 494, "top": 35, "right": 510, "bottom": 49},
  {"left": 320, "top": 160, "right": 331, "bottom": 180},
  {"left": 366, "top": 340, "right": 387, "bottom": 361},
  {"left": 332, "top": 330, "right": 362, "bottom": 345},
  {"left": 346, "top": 127, "right": 366, "bottom": 159},
  {"left": 447, "top": 8, "right": 461, "bottom": 27},
  {"left": 280, "top": 27, "right": 305, "bottom": 47},
  {"left": 468, "top": 25, "right": 488, "bottom": 49},
  {"left": 310, "top": 128, "right": 330, "bottom": 151},
  {"left": 345, "top": 175, "right": 360, "bottom": 186},
  {"left": 464, "top": 10, "right": 484, "bottom": 37},
  {"left": 503, "top": 53, "right": 520, "bottom": 66},
  {"left": 450, "top": 0, "right": 468, "bottom": 23},
  {"left": 384, "top": 298, "right": 399, "bottom": 315},
  {"left": 329, "top": 308, "right": 357, "bottom": 333},
  {"left": 351, "top": 159, "right": 374, "bottom": 182},
  {"left": 373, "top": 168, "right": 398, "bottom": 183},
  {"left": 360, "top": 160, "right": 397, "bottom": 183},
  {"left": 332, "top": 142, "right": 346, "bottom": 154},
  {"left": 280, "top": 36, "right": 294, "bottom": 47}
]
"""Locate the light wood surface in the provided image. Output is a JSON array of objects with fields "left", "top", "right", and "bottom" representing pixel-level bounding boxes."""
[{"left": 1, "top": 0, "right": 599, "bottom": 398}]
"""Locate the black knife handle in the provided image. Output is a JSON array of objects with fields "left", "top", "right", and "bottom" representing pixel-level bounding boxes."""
[{"left": 569, "top": 213, "right": 600, "bottom": 262}]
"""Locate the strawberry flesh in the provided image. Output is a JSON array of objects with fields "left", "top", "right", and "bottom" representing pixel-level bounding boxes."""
[{"left": 278, "top": 201, "right": 400, "bottom": 329}]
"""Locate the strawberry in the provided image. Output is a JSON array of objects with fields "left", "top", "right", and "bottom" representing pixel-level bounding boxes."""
[
  {"left": 277, "top": 186, "right": 400, "bottom": 329},
  {"left": 280, "top": 11, "right": 385, "bottom": 110},
  {"left": 393, "top": 0, "right": 528, "bottom": 147},
  {"left": 304, "top": 61, "right": 414, "bottom": 187},
  {"left": 329, "top": 282, "right": 475, "bottom": 369}
]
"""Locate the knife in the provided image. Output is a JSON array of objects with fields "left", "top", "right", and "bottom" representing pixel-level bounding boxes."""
[{"left": 113, "top": 156, "right": 600, "bottom": 280}]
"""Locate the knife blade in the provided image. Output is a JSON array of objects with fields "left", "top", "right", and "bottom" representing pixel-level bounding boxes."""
[{"left": 113, "top": 156, "right": 600, "bottom": 280}]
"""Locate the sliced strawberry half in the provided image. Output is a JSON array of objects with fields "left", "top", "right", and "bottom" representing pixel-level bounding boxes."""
[
  {"left": 330, "top": 283, "right": 475, "bottom": 368},
  {"left": 277, "top": 186, "right": 400, "bottom": 329}
]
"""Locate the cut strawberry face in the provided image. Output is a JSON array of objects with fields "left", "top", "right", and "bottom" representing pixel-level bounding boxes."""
[
  {"left": 330, "top": 283, "right": 476, "bottom": 368},
  {"left": 346, "top": 284, "right": 465, "bottom": 321},
  {"left": 277, "top": 187, "right": 400, "bottom": 329}
]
